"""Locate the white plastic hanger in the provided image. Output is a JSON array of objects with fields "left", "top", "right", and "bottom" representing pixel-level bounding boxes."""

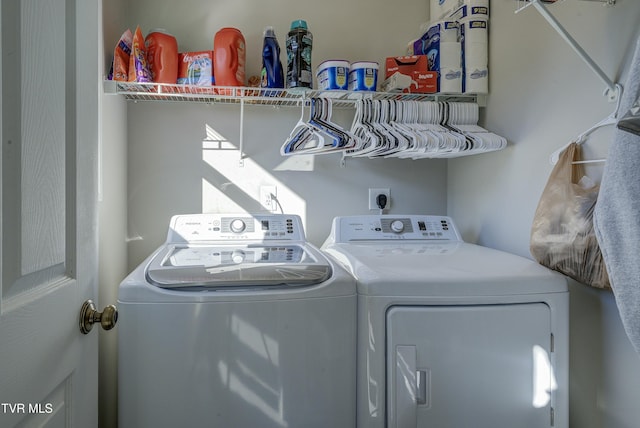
[
  {"left": 281, "top": 98, "right": 354, "bottom": 156},
  {"left": 550, "top": 83, "right": 624, "bottom": 165}
]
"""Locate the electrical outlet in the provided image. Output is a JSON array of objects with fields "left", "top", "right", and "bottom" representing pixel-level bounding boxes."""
[
  {"left": 260, "top": 185, "right": 277, "bottom": 211},
  {"left": 368, "top": 188, "right": 390, "bottom": 211}
]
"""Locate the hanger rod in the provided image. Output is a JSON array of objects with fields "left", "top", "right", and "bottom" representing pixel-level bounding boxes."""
[{"left": 519, "top": 0, "right": 619, "bottom": 101}]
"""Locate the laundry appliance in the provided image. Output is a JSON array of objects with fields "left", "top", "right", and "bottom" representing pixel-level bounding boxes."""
[
  {"left": 322, "top": 214, "right": 569, "bottom": 428},
  {"left": 118, "top": 213, "right": 356, "bottom": 428}
]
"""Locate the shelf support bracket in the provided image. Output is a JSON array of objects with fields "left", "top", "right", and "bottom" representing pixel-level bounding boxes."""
[
  {"left": 517, "top": 0, "right": 620, "bottom": 102},
  {"left": 239, "top": 97, "right": 245, "bottom": 167}
]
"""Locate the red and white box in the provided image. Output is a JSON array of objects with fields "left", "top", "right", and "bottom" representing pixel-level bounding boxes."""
[
  {"left": 382, "top": 55, "right": 437, "bottom": 94},
  {"left": 177, "top": 50, "right": 214, "bottom": 86}
]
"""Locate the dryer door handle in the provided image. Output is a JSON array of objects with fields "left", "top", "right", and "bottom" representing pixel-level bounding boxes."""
[
  {"left": 392, "top": 346, "right": 430, "bottom": 428},
  {"left": 416, "top": 369, "right": 428, "bottom": 406}
]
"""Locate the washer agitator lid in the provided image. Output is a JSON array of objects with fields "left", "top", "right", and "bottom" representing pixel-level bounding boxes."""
[
  {"left": 146, "top": 243, "right": 331, "bottom": 290},
  {"left": 144, "top": 213, "right": 332, "bottom": 290}
]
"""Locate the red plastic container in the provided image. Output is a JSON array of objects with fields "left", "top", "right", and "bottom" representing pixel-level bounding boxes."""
[
  {"left": 213, "top": 27, "right": 246, "bottom": 88},
  {"left": 145, "top": 29, "right": 178, "bottom": 84}
]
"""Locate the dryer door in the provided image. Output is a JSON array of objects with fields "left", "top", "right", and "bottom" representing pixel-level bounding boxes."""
[{"left": 386, "top": 304, "right": 555, "bottom": 428}]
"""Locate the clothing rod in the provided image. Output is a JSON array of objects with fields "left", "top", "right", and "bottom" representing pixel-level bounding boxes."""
[
  {"left": 573, "top": 159, "right": 606, "bottom": 164},
  {"left": 527, "top": 0, "right": 619, "bottom": 100}
]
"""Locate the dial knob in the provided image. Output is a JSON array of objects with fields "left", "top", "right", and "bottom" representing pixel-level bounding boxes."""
[
  {"left": 390, "top": 220, "right": 405, "bottom": 233},
  {"left": 231, "top": 250, "right": 246, "bottom": 264},
  {"left": 230, "top": 219, "right": 246, "bottom": 233}
]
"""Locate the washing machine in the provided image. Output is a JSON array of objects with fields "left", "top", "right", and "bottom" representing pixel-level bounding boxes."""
[
  {"left": 322, "top": 215, "right": 569, "bottom": 428},
  {"left": 118, "top": 213, "right": 356, "bottom": 428}
]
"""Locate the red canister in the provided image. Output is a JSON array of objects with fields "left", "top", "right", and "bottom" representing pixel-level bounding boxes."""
[
  {"left": 213, "top": 27, "right": 246, "bottom": 87},
  {"left": 145, "top": 29, "right": 178, "bottom": 84}
]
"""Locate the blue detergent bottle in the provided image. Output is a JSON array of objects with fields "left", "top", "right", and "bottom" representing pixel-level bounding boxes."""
[{"left": 260, "top": 26, "right": 284, "bottom": 89}]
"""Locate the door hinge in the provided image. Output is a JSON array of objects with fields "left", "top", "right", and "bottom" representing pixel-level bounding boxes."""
[
  {"left": 550, "top": 406, "right": 555, "bottom": 426},
  {"left": 550, "top": 333, "right": 555, "bottom": 353}
]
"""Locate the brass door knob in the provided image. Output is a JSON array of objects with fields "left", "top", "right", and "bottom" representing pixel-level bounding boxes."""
[{"left": 79, "top": 299, "right": 118, "bottom": 334}]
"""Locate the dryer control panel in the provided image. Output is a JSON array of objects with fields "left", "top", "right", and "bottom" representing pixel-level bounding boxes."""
[
  {"left": 167, "top": 214, "right": 306, "bottom": 243},
  {"left": 328, "top": 215, "right": 462, "bottom": 242}
]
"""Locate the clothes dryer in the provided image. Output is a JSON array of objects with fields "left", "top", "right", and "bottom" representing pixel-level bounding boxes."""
[
  {"left": 118, "top": 213, "right": 356, "bottom": 428},
  {"left": 322, "top": 215, "right": 569, "bottom": 428}
]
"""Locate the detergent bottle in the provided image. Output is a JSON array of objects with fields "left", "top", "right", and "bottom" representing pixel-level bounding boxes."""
[
  {"left": 144, "top": 29, "right": 178, "bottom": 84},
  {"left": 260, "top": 26, "right": 284, "bottom": 89},
  {"left": 286, "top": 20, "right": 313, "bottom": 89},
  {"left": 213, "top": 27, "right": 246, "bottom": 87}
]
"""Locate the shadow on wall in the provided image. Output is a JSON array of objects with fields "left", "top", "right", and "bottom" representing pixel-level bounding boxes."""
[{"left": 200, "top": 123, "right": 309, "bottom": 218}]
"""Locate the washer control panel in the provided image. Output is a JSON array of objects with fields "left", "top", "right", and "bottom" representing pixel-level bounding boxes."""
[
  {"left": 329, "top": 215, "right": 462, "bottom": 242},
  {"left": 167, "top": 214, "right": 305, "bottom": 242},
  {"left": 166, "top": 245, "right": 306, "bottom": 267}
]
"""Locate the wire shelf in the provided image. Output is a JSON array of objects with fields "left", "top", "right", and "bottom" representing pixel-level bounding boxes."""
[{"left": 104, "top": 80, "right": 484, "bottom": 107}]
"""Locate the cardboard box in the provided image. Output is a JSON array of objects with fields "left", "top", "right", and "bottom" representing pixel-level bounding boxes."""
[
  {"left": 383, "top": 56, "right": 437, "bottom": 93},
  {"left": 177, "top": 50, "right": 214, "bottom": 86}
]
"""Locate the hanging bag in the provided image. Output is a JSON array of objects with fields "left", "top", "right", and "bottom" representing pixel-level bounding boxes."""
[{"left": 530, "top": 142, "right": 610, "bottom": 289}]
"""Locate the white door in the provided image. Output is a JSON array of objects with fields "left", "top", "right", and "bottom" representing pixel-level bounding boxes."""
[{"left": 0, "top": 0, "right": 102, "bottom": 427}]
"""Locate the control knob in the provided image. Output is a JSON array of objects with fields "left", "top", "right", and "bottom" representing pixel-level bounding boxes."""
[
  {"left": 390, "top": 220, "right": 405, "bottom": 233},
  {"left": 230, "top": 218, "right": 246, "bottom": 233},
  {"left": 231, "top": 250, "right": 246, "bottom": 264}
]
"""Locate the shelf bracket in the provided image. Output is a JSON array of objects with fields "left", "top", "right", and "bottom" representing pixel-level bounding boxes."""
[
  {"left": 516, "top": 0, "right": 620, "bottom": 102},
  {"left": 239, "top": 97, "right": 245, "bottom": 167}
]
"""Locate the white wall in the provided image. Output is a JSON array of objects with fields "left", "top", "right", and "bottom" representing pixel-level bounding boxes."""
[
  {"left": 97, "top": 95, "right": 127, "bottom": 428},
  {"left": 126, "top": 102, "right": 447, "bottom": 266},
  {"left": 448, "top": 1, "right": 640, "bottom": 428},
  {"left": 99, "top": 1, "right": 128, "bottom": 427}
]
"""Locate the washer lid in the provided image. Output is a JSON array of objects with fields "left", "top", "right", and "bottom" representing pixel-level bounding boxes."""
[{"left": 146, "top": 243, "right": 332, "bottom": 290}]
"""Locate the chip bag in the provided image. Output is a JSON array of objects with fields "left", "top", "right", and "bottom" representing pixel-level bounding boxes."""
[
  {"left": 111, "top": 29, "right": 132, "bottom": 81},
  {"left": 128, "top": 26, "right": 151, "bottom": 82}
]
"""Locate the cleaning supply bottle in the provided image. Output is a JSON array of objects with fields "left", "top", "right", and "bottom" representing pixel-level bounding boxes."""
[
  {"left": 286, "top": 20, "right": 313, "bottom": 89},
  {"left": 213, "top": 27, "right": 246, "bottom": 87},
  {"left": 260, "top": 26, "right": 284, "bottom": 89},
  {"left": 144, "top": 29, "right": 178, "bottom": 84}
]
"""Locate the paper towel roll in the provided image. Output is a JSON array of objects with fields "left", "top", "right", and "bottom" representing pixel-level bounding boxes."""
[
  {"left": 466, "top": 0, "right": 488, "bottom": 8},
  {"left": 464, "top": 65, "right": 488, "bottom": 93},
  {"left": 450, "top": 3, "right": 489, "bottom": 21},
  {"left": 431, "top": 0, "right": 464, "bottom": 21},
  {"left": 412, "top": 21, "right": 458, "bottom": 56},
  {"left": 440, "top": 67, "right": 463, "bottom": 93},
  {"left": 440, "top": 20, "right": 459, "bottom": 43},
  {"left": 464, "top": 42, "right": 488, "bottom": 66},
  {"left": 461, "top": 18, "right": 488, "bottom": 45},
  {"left": 440, "top": 42, "right": 462, "bottom": 68}
]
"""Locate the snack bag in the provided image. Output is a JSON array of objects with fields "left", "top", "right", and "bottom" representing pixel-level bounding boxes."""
[
  {"left": 530, "top": 142, "right": 610, "bottom": 289},
  {"left": 111, "top": 29, "right": 132, "bottom": 81},
  {"left": 128, "top": 26, "right": 151, "bottom": 82}
]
